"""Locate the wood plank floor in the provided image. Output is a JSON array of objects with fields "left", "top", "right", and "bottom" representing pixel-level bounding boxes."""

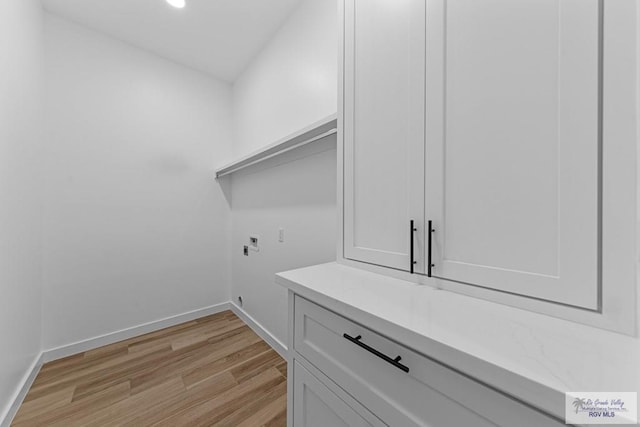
[{"left": 12, "top": 310, "right": 287, "bottom": 427}]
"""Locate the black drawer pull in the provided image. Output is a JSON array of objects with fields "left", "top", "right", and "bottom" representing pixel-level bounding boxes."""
[{"left": 343, "top": 333, "right": 410, "bottom": 373}]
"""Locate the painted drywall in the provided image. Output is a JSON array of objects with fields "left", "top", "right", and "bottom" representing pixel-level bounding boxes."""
[
  {"left": 229, "top": 0, "right": 338, "bottom": 346},
  {"left": 42, "top": 0, "right": 304, "bottom": 83},
  {"left": 0, "top": 0, "right": 44, "bottom": 422},
  {"left": 230, "top": 140, "right": 337, "bottom": 347},
  {"left": 232, "top": 0, "right": 337, "bottom": 157},
  {"left": 42, "top": 14, "right": 233, "bottom": 350}
]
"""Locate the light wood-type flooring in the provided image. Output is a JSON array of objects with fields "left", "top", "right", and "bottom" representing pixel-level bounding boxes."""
[{"left": 12, "top": 310, "right": 287, "bottom": 426}]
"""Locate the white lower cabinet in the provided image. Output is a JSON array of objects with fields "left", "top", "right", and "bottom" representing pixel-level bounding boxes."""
[
  {"left": 293, "top": 361, "right": 384, "bottom": 427},
  {"left": 290, "top": 295, "right": 563, "bottom": 427}
]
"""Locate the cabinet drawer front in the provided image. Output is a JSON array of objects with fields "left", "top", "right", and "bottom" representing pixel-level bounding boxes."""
[{"left": 294, "top": 296, "right": 562, "bottom": 427}]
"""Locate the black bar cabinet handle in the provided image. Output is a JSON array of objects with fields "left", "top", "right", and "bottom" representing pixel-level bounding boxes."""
[
  {"left": 427, "top": 220, "right": 434, "bottom": 277},
  {"left": 410, "top": 220, "right": 417, "bottom": 274},
  {"left": 343, "top": 333, "right": 410, "bottom": 373}
]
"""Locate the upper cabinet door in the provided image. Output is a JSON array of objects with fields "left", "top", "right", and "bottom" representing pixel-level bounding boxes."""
[
  {"left": 343, "top": 0, "right": 426, "bottom": 273},
  {"left": 425, "top": 0, "right": 600, "bottom": 309}
]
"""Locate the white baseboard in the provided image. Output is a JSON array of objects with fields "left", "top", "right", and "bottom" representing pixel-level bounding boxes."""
[
  {"left": 230, "top": 303, "right": 288, "bottom": 359},
  {"left": 42, "top": 302, "right": 231, "bottom": 363},
  {"left": 0, "top": 352, "right": 43, "bottom": 427}
]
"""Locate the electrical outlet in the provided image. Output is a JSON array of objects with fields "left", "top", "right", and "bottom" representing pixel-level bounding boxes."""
[
  {"left": 278, "top": 228, "right": 284, "bottom": 243},
  {"left": 249, "top": 235, "right": 259, "bottom": 251},
  {"left": 243, "top": 245, "right": 249, "bottom": 256}
]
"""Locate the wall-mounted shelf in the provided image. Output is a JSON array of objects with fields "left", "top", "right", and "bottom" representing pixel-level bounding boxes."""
[{"left": 215, "top": 114, "right": 337, "bottom": 178}]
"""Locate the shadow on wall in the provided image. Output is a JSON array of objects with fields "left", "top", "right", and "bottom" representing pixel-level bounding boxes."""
[
  {"left": 227, "top": 135, "right": 337, "bottom": 210},
  {"left": 229, "top": 134, "right": 337, "bottom": 346}
]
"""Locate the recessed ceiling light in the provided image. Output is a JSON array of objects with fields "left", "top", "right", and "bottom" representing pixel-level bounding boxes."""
[{"left": 166, "top": 0, "right": 185, "bottom": 9}]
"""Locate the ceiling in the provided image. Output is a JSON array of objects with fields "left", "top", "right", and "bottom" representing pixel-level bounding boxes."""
[{"left": 42, "top": 0, "right": 304, "bottom": 82}]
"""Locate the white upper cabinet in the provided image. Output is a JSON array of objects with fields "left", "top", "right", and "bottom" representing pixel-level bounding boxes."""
[
  {"left": 424, "top": 0, "right": 601, "bottom": 309},
  {"left": 341, "top": 0, "right": 638, "bottom": 323},
  {"left": 343, "top": 0, "right": 426, "bottom": 272}
]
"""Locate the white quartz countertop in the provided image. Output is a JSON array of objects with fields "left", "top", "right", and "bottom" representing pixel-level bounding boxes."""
[{"left": 276, "top": 262, "right": 640, "bottom": 420}]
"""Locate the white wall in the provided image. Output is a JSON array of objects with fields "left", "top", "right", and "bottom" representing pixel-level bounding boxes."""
[
  {"left": 0, "top": 0, "right": 44, "bottom": 422},
  {"left": 42, "top": 15, "right": 233, "bottom": 350},
  {"left": 229, "top": 0, "right": 338, "bottom": 346},
  {"left": 232, "top": 0, "right": 337, "bottom": 157},
  {"left": 230, "top": 141, "right": 337, "bottom": 347}
]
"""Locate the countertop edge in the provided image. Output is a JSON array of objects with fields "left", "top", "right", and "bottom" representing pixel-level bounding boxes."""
[{"left": 275, "top": 269, "right": 567, "bottom": 421}]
